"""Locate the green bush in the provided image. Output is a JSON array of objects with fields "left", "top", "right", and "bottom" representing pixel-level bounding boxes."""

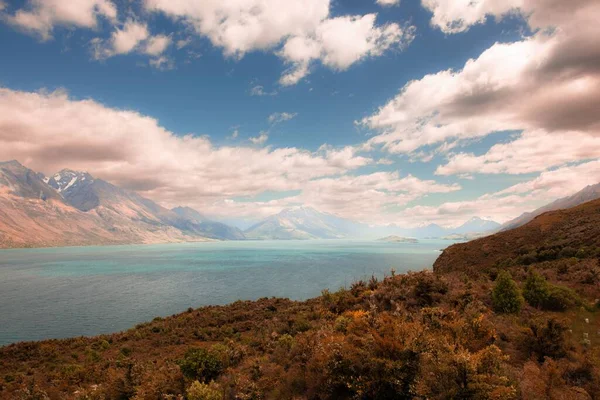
[
  {"left": 522, "top": 270, "right": 580, "bottom": 311},
  {"left": 178, "top": 348, "right": 223, "bottom": 382},
  {"left": 491, "top": 270, "right": 524, "bottom": 314},
  {"left": 186, "top": 380, "right": 223, "bottom": 400},
  {"left": 523, "top": 270, "right": 549, "bottom": 308},
  {"left": 544, "top": 286, "right": 580, "bottom": 311}
]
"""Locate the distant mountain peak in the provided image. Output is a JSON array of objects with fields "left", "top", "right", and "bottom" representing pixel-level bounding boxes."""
[{"left": 48, "top": 170, "right": 95, "bottom": 194}]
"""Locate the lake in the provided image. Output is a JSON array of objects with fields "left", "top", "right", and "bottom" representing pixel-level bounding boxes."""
[{"left": 0, "top": 240, "right": 448, "bottom": 345}]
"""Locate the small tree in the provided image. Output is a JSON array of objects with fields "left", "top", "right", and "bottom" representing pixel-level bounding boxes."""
[
  {"left": 178, "top": 348, "right": 223, "bottom": 382},
  {"left": 523, "top": 270, "right": 549, "bottom": 308},
  {"left": 187, "top": 381, "right": 223, "bottom": 400},
  {"left": 492, "top": 270, "right": 524, "bottom": 314}
]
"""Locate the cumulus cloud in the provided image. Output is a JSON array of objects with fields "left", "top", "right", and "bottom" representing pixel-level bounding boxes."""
[
  {"left": 298, "top": 171, "right": 460, "bottom": 223},
  {"left": 0, "top": 87, "right": 372, "bottom": 210},
  {"left": 361, "top": 0, "right": 600, "bottom": 176},
  {"left": 249, "top": 132, "right": 269, "bottom": 145},
  {"left": 376, "top": 0, "right": 401, "bottom": 7},
  {"left": 144, "top": 34, "right": 171, "bottom": 56},
  {"left": 398, "top": 159, "right": 600, "bottom": 227},
  {"left": 143, "top": 0, "right": 413, "bottom": 85},
  {"left": 92, "top": 20, "right": 149, "bottom": 58},
  {"left": 0, "top": 86, "right": 463, "bottom": 224},
  {"left": 5, "top": 0, "right": 117, "bottom": 40},
  {"left": 268, "top": 112, "right": 297, "bottom": 124},
  {"left": 279, "top": 14, "right": 414, "bottom": 85},
  {"left": 436, "top": 130, "right": 600, "bottom": 175},
  {"left": 91, "top": 20, "right": 173, "bottom": 67}
]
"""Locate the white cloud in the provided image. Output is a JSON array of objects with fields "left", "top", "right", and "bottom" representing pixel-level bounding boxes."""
[
  {"left": 0, "top": 86, "right": 373, "bottom": 206},
  {"left": 176, "top": 38, "right": 192, "bottom": 49},
  {"left": 249, "top": 132, "right": 269, "bottom": 145},
  {"left": 149, "top": 56, "right": 174, "bottom": 70},
  {"left": 436, "top": 130, "right": 600, "bottom": 175},
  {"left": 268, "top": 112, "right": 297, "bottom": 124},
  {"left": 143, "top": 0, "right": 330, "bottom": 57},
  {"left": 376, "top": 0, "right": 401, "bottom": 7},
  {"left": 422, "top": 0, "right": 522, "bottom": 34},
  {"left": 143, "top": 0, "right": 413, "bottom": 85},
  {"left": 5, "top": 0, "right": 117, "bottom": 40},
  {"left": 395, "top": 159, "right": 600, "bottom": 227},
  {"left": 279, "top": 14, "right": 414, "bottom": 85},
  {"left": 360, "top": 0, "right": 600, "bottom": 178},
  {"left": 298, "top": 171, "right": 460, "bottom": 223},
  {"left": 92, "top": 20, "right": 150, "bottom": 58},
  {"left": 144, "top": 34, "right": 171, "bottom": 56},
  {"left": 250, "top": 85, "right": 277, "bottom": 96},
  {"left": 0, "top": 86, "right": 466, "bottom": 224}
]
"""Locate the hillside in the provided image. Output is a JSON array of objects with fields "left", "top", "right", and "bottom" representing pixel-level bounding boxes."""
[
  {"left": 1, "top": 200, "right": 599, "bottom": 399},
  {"left": 434, "top": 197, "right": 600, "bottom": 275},
  {"left": 500, "top": 183, "right": 600, "bottom": 231}
]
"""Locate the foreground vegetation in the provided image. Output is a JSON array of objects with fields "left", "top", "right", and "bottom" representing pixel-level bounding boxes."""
[{"left": 1, "top": 201, "right": 600, "bottom": 399}]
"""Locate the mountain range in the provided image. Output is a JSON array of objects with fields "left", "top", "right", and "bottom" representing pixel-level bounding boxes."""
[
  {"left": 499, "top": 182, "right": 600, "bottom": 231},
  {"left": 0, "top": 161, "right": 245, "bottom": 248},
  {"left": 0, "top": 160, "right": 505, "bottom": 248}
]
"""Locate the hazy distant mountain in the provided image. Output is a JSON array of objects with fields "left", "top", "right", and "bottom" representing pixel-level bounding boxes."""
[
  {"left": 500, "top": 183, "right": 600, "bottom": 231},
  {"left": 172, "top": 207, "right": 246, "bottom": 240},
  {"left": 245, "top": 206, "right": 501, "bottom": 240},
  {"left": 244, "top": 206, "right": 354, "bottom": 239},
  {"left": 453, "top": 217, "right": 501, "bottom": 234},
  {"left": 0, "top": 161, "right": 245, "bottom": 248}
]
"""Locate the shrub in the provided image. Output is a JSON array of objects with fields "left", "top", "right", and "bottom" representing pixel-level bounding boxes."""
[
  {"left": 187, "top": 381, "right": 223, "bottom": 400},
  {"left": 527, "top": 319, "right": 568, "bottom": 363},
  {"left": 518, "top": 253, "right": 538, "bottom": 266},
  {"left": 576, "top": 247, "right": 589, "bottom": 259},
  {"left": 178, "top": 348, "right": 223, "bottom": 382},
  {"left": 492, "top": 270, "right": 524, "bottom": 314},
  {"left": 334, "top": 316, "right": 351, "bottom": 333},
  {"left": 523, "top": 270, "right": 549, "bottom": 308},
  {"left": 543, "top": 285, "right": 580, "bottom": 311},
  {"left": 559, "top": 246, "right": 577, "bottom": 259}
]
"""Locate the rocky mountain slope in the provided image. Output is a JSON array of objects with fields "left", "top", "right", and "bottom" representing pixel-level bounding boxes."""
[
  {"left": 500, "top": 183, "right": 600, "bottom": 231},
  {"left": 0, "top": 161, "right": 244, "bottom": 248}
]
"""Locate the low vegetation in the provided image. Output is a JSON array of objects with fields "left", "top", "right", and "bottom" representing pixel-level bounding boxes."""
[{"left": 1, "top": 200, "right": 600, "bottom": 399}]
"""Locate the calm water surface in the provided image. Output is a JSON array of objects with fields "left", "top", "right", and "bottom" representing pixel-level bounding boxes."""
[{"left": 0, "top": 240, "right": 448, "bottom": 345}]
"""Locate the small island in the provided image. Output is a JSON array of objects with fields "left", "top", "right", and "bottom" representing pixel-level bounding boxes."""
[{"left": 377, "top": 235, "right": 419, "bottom": 243}]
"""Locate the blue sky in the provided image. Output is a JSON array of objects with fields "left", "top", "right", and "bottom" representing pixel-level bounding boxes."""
[{"left": 0, "top": 0, "right": 598, "bottom": 227}]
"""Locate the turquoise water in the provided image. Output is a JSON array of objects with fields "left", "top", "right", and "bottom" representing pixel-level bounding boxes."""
[{"left": 0, "top": 240, "right": 447, "bottom": 345}]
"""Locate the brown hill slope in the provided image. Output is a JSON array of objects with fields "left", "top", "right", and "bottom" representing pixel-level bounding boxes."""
[{"left": 434, "top": 198, "right": 600, "bottom": 274}]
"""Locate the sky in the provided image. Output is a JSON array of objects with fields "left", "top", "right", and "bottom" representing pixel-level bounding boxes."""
[{"left": 0, "top": 0, "right": 599, "bottom": 228}]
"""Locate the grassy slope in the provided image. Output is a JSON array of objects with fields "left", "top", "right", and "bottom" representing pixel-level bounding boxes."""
[{"left": 1, "top": 202, "right": 600, "bottom": 399}]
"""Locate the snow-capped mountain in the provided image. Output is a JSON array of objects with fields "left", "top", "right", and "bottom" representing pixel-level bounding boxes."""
[
  {"left": 244, "top": 206, "right": 355, "bottom": 239},
  {"left": 47, "top": 169, "right": 99, "bottom": 211},
  {"left": 0, "top": 160, "right": 246, "bottom": 248}
]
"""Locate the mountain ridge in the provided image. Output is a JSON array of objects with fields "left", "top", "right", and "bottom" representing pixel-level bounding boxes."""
[
  {"left": 500, "top": 182, "right": 600, "bottom": 231},
  {"left": 0, "top": 161, "right": 245, "bottom": 248}
]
